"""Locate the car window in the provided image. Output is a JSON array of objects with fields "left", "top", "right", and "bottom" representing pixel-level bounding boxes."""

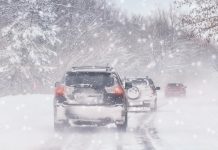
[
  {"left": 65, "top": 72, "right": 118, "bottom": 87},
  {"left": 167, "top": 83, "right": 183, "bottom": 87},
  {"left": 131, "top": 79, "right": 149, "bottom": 86}
]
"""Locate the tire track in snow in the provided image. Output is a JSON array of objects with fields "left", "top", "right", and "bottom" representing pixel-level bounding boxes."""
[{"left": 39, "top": 112, "right": 158, "bottom": 150}]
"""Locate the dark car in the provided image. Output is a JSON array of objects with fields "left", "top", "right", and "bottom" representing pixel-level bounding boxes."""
[
  {"left": 125, "top": 77, "right": 160, "bottom": 112},
  {"left": 165, "top": 83, "right": 186, "bottom": 97},
  {"left": 54, "top": 66, "right": 132, "bottom": 131}
]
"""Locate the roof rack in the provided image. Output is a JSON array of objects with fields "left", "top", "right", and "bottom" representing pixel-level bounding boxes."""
[{"left": 71, "top": 66, "right": 113, "bottom": 72}]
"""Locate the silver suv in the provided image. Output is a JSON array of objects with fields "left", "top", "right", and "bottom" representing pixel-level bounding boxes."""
[
  {"left": 54, "top": 66, "right": 132, "bottom": 131},
  {"left": 125, "top": 77, "right": 160, "bottom": 112}
]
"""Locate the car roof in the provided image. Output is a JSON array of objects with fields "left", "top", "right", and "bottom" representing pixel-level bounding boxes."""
[
  {"left": 126, "top": 77, "right": 147, "bottom": 81},
  {"left": 126, "top": 77, "right": 153, "bottom": 82},
  {"left": 167, "top": 83, "right": 184, "bottom": 86},
  {"left": 70, "top": 66, "right": 115, "bottom": 73}
]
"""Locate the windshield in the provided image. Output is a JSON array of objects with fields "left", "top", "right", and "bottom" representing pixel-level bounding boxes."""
[
  {"left": 131, "top": 79, "right": 149, "bottom": 86},
  {"left": 167, "top": 83, "right": 183, "bottom": 87},
  {"left": 65, "top": 72, "right": 116, "bottom": 87}
]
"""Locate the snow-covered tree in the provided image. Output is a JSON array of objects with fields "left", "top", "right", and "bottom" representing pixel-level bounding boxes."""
[
  {"left": 0, "top": 0, "right": 60, "bottom": 94},
  {"left": 175, "top": 0, "right": 218, "bottom": 44}
]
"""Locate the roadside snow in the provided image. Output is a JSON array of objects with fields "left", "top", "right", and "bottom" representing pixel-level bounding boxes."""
[
  {"left": 153, "top": 90, "right": 218, "bottom": 150},
  {"left": 0, "top": 95, "right": 54, "bottom": 150},
  {"left": 0, "top": 89, "right": 218, "bottom": 150}
]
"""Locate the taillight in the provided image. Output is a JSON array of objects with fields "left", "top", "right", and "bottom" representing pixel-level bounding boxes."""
[
  {"left": 55, "top": 86, "right": 65, "bottom": 96},
  {"left": 114, "top": 86, "right": 124, "bottom": 96}
]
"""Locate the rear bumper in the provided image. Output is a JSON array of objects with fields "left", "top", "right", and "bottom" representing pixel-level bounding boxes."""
[
  {"left": 128, "top": 101, "right": 151, "bottom": 107},
  {"left": 128, "top": 97, "right": 155, "bottom": 107},
  {"left": 55, "top": 104, "right": 126, "bottom": 125},
  {"left": 165, "top": 91, "right": 186, "bottom": 97}
]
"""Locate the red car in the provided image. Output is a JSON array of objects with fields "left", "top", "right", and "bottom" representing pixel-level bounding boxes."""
[{"left": 165, "top": 83, "right": 186, "bottom": 97}]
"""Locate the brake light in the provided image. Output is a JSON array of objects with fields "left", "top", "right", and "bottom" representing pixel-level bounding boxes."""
[
  {"left": 114, "top": 86, "right": 124, "bottom": 96},
  {"left": 55, "top": 86, "right": 65, "bottom": 96}
]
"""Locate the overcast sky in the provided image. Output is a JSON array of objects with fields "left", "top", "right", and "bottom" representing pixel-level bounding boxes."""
[{"left": 108, "top": 0, "right": 174, "bottom": 16}]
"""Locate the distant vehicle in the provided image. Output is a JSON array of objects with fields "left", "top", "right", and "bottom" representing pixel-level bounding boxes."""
[
  {"left": 125, "top": 77, "right": 160, "bottom": 112},
  {"left": 53, "top": 66, "right": 132, "bottom": 131},
  {"left": 165, "top": 83, "right": 186, "bottom": 97}
]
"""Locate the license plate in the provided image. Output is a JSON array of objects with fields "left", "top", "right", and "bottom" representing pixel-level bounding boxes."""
[{"left": 129, "top": 101, "right": 143, "bottom": 106}]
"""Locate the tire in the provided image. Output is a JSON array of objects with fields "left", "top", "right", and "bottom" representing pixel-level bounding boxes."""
[
  {"left": 54, "top": 121, "right": 69, "bottom": 132},
  {"left": 54, "top": 122, "right": 64, "bottom": 132},
  {"left": 116, "top": 113, "right": 128, "bottom": 132},
  {"left": 54, "top": 102, "right": 69, "bottom": 132},
  {"left": 182, "top": 92, "right": 186, "bottom": 97},
  {"left": 151, "top": 99, "right": 157, "bottom": 112}
]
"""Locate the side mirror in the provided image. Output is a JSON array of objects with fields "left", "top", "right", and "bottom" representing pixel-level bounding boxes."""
[
  {"left": 125, "top": 82, "right": 132, "bottom": 89},
  {"left": 55, "top": 82, "right": 61, "bottom": 87},
  {"left": 155, "top": 87, "right": 160, "bottom": 90}
]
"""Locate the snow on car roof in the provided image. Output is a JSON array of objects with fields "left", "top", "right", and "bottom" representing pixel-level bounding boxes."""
[
  {"left": 70, "top": 66, "right": 114, "bottom": 72},
  {"left": 126, "top": 78, "right": 149, "bottom": 86}
]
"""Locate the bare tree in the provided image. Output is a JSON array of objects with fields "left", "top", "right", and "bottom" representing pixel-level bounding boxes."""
[{"left": 175, "top": 0, "right": 218, "bottom": 44}]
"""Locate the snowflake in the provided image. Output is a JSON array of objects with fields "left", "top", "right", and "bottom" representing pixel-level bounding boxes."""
[
  {"left": 0, "top": 100, "right": 5, "bottom": 105},
  {"left": 198, "top": 90, "right": 203, "bottom": 95},
  {"left": 192, "top": 134, "right": 198, "bottom": 139},
  {"left": 141, "top": 24, "right": 146, "bottom": 31},
  {"left": 191, "top": 62, "right": 196, "bottom": 66},
  {"left": 177, "top": 31, "right": 182, "bottom": 36},
  {"left": 168, "top": 54, "right": 174, "bottom": 58},
  {"left": 178, "top": 69, "right": 183, "bottom": 73},
  {"left": 89, "top": 48, "right": 94, "bottom": 52},
  {"left": 110, "top": 43, "right": 115, "bottom": 48},
  {"left": 196, "top": 61, "right": 202, "bottom": 67},
  {"left": 211, "top": 98, "right": 217, "bottom": 102},
  {"left": 148, "top": 35, "right": 152, "bottom": 39},
  {"left": 40, "top": 140, "right": 45, "bottom": 145},
  {"left": 23, "top": 115, "right": 29, "bottom": 120},
  {"left": 93, "top": 33, "right": 98, "bottom": 38},
  {"left": 59, "top": 60, "right": 63, "bottom": 65},
  {"left": 142, "top": 38, "right": 147, "bottom": 43},
  {"left": 4, "top": 124, "right": 10, "bottom": 130},
  {"left": 202, "top": 80, "right": 207, "bottom": 84},
  {"left": 160, "top": 40, "right": 164, "bottom": 45},
  {"left": 107, "top": 2, "right": 112, "bottom": 6},
  {"left": 137, "top": 38, "right": 142, "bottom": 43},
  {"left": 157, "top": 119, "right": 162, "bottom": 124},
  {"left": 212, "top": 54, "right": 216, "bottom": 60}
]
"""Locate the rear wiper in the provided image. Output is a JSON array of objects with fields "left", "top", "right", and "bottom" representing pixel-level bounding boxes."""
[{"left": 71, "top": 84, "right": 93, "bottom": 88}]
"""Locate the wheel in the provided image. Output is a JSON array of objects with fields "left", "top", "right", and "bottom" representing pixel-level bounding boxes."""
[
  {"left": 54, "top": 102, "right": 69, "bottom": 132},
  {"left": 54, "top": 121, "right": 69, "bottom": 132},
  {"left": 151, "top": 99, "right": 157, "bottom": 112},
  {"left": 116, "top": 113, "right": 128, "bottom": 132},
  {"left": 182, "top": 92, "right": 186, "bottom": 97},
  {"left": 54, "top": 122, "right": 64, "bottom": 132}
]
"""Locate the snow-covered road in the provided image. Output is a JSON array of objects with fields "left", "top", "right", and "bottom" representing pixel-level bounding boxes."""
[{"left": 0, "top": 91, "right": 218, "bottom": 150}]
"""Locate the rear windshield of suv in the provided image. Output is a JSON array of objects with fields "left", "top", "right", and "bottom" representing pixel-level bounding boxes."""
[
  {"left": 131, "top": 79, "right": 149, "bottom": 86},
  {"left": 167, "top": 83, "right": 183, "bottom": 87},
  {"left": 65, "top": 72, "right": 118, "bottom": 87}
]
